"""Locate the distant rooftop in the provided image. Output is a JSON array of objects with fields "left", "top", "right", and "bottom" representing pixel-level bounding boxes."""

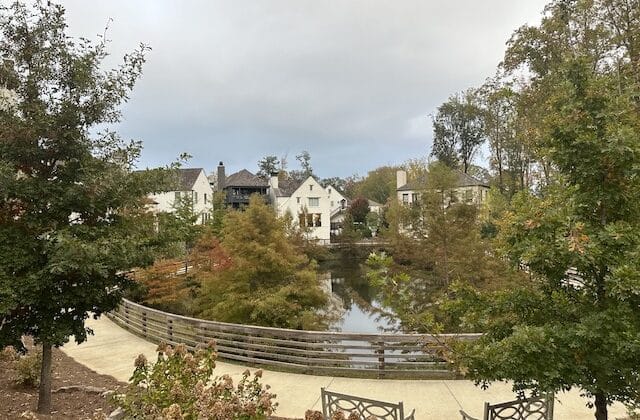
[
  {"left": 225, "top": 169, "right": 268, "bottom": 188},
  {"left": 272, "top": 178, "right": 304, "bottom": 197}
]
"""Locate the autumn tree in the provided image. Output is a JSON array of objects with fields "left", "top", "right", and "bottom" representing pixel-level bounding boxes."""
[
  {"left": 369, "top": 162, "right": 523, "bottom": 331},
  {"left": 0, "top": 2, "right": 170, "bottom": 414},
  {"left": 195, "top": 195, "right": 328, "bottom": 329},
  {"left": 431, "top": 91, "right": 485, "bottom": 174},
  {"left": 443, "top": 1, "right": 640, "bottom": 419}
]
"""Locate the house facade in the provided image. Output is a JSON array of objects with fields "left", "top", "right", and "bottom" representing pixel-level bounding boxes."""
[
  {"left": 327, "top": 187, "right": 349, "bottom": 236},
  {"left": 396, "top": 169, "right": 489, "bottom": 206},
  {"left": 149, "top": 168, "right": 213, "bottom": 224},
  {"left": 213, "top": 162, "right": 268, "bottom": 209},
  {"left": 268, "top": 175, "right": 334, "bottom": 241}
]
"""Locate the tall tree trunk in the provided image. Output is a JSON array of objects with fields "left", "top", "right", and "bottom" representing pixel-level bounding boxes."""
[
  {"left": 594, "top": 391, "right": 608, "bottom": 420},
  {"left": 37, "top": 340, "right": 53, "bottom": 414}
]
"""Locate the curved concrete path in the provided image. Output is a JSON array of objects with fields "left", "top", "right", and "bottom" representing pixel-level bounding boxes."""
[{"left": 62, "top": 316, "right": 627, "bottom": 419}]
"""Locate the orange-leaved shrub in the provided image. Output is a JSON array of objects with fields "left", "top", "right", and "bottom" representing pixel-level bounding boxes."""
[{"left": 115, "top": 341, "right": 277, "bottom": 419}]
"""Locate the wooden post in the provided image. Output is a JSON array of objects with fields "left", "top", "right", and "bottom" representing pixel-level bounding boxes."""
[
  {"left": 377, "top": 341, "right": 385, "bottom": 378},
  {"left": 142, "top": 311, "right": 147, "bottom": 337},
  {"left": 167, "top": 318, "right": 174, "bottom": 343}
]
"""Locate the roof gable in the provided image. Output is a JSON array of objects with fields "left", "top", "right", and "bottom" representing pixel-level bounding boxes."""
[
  {"left": 273, "top": 178, "right": 304, "bottom": 197},
  {"left": 178, "top": 168, "right": 205, "bottom": 190}
]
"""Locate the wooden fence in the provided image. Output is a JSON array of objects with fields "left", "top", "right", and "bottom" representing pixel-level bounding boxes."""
[{"left": 108, "top": 298, "right": 480, "bottom": 379}]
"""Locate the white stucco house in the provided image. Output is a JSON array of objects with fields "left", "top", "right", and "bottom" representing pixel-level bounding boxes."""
[
  {"left": 268, "top": 175, "right": 348, "bottom": 242},
  {"left": 149, "top": 168, "right": 214, "bottom": 224}
]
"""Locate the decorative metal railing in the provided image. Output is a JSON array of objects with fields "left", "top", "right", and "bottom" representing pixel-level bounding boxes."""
[{"left": 108, "top": 298, "right": 480, "bottom": 379}]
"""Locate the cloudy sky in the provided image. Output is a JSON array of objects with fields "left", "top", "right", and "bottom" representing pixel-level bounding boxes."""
[{"left": 61, "top": 1, "right": 548, "bottom": 178}]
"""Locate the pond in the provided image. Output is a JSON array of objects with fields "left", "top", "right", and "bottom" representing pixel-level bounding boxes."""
[{"left": 318, "top": 251, "right": 401, "bottom": 333}]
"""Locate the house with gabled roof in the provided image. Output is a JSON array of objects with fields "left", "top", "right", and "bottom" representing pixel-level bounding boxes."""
[
  {"left": 268, "top": 174, "right": 336, "bottom": 242},
  {"left": 213, "top": 162, "right": 269, "bottom": 209},
  {"left": 396, "top": 169, "right": 489, "bottom": 206},
  {"left": 148, "top": 168, "right": 214, "bottom": 224}
]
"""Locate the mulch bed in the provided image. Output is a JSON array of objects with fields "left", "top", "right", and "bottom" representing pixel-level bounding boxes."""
[{"left": 0, "top": 344, "right": 124, "bottom": 420}]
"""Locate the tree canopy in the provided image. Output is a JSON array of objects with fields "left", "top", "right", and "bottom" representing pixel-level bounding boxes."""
[
  {"left": 437, "top": 1, "right": 640, "bottom": 419},
  {"left": 195, "top": 196, "right": 328, "bottom": 329},
  {"left": 0, "top": 2, "right": 171, "bottom": 413},
  {"left": 431, "top": 91, "right": 485, "bottom": 174}
]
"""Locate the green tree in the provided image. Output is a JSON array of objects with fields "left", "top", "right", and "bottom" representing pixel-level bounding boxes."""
[
  {"left": 370, "top": 162, "right": 522, "bottom": 331},
  {"left": 157, "top": 194, "right": 202, "bottom": 273},
  {"left": 256, "top": 155, "right": 279, "bottom": 179},
  {"left": 352, "top": 166, "right": 399, "bottom": 204},
  {"left": 206, "top": 190, "right": 228, "bottom": 237},
  {"left": 287, "top": 150, "right": 313, "bottom": 183},
  {"left": 366, "top": 211, "right": 381, "bottom": 236},
  {"left": 296, "top": 150, "right": 312, "bottom": 176},
  {"left": 319, "top": 176, "right": 347, "bottom": 192},
  {"left": 476, "top": 77, "right": 531, "bottom": 195},
  {"left": 431, "top": 91, "right": 485, "bottom": 173},
  {"left": 0, "top": 2, "right": 169, "bottom": 414},
  {"left": 195, "top": 196, "right": 328, "bottom": 329},
  {"left": 445, "top": 2, "right": 640, "bottom": 418}
]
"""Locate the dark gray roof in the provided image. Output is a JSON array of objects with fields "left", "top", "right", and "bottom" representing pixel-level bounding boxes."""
[
  {"left": 397, "top": 171, "right": 488, "bottom": 191},
  {"left": 457, "top": 171, "right": 489, "bottom": 187},
  {"left": 272, "top": 178, "right": 304, "bottom": 197},
  {"left": 178, "top": 168, "right": 204, "bottom": 190},
  {"left": 225, "top": 169, "right": 268, "bottom": 188}
]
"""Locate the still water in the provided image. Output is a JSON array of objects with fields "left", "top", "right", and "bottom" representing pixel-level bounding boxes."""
[{"left": 318, "top": 255, "right": 400, "bottom": 333}]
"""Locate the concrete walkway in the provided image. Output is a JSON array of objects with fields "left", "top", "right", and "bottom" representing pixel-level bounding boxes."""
[{"left": 62, "top": 316, "right": 628, "bottom": 419}]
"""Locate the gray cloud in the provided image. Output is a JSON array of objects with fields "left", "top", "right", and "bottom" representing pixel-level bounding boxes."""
[{"left": 61, "top": 0, "right": 548, "bottom": 178}]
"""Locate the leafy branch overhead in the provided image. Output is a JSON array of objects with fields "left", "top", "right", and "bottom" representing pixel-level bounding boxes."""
[{"left": 0, "top": 1, "right": 175, "bottom": 414}]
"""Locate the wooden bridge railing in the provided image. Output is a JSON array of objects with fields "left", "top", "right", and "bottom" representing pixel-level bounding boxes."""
[{"left": 108, "top": 298, "right": 480, "bottom": 379}]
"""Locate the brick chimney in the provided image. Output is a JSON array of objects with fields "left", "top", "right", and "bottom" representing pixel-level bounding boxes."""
[{"left": 217, "top": 161, "right": 225, "bottom": 192}]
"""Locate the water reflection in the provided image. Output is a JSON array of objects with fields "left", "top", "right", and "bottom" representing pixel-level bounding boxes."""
[{"left": 319, "top": 257, "right": 400, "bottom": 333}]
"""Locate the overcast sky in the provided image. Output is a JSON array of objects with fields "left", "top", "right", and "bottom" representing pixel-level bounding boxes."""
[{"left": 61, "top": 1, "right": 548, "bottom": 179}]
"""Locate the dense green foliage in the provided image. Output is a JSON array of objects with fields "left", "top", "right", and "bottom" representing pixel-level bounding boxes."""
[
  {"left": 0, "top": 2, "right": 173, "bottom": 413},
  {"left": 193, "top": 196, "right": 328, "bottom": 329},
  {"left": 369, "top": 163, "right": 523, "bottom": 331},
  {"left": 431, "top": 91, "right": 485, "bottom": 173},
  {"left": 427, "top": 1, "right": 640, "bottom": 419}
]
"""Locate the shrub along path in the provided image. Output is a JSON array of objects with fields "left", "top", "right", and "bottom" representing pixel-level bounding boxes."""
[{"left": 62, "top": 316, "right": 627, "bottom": 419}]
